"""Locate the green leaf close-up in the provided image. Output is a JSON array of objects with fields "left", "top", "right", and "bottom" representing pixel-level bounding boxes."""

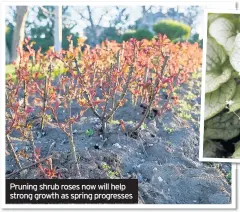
[
  {"left": 205, "top": 112, "right": 240, "bottom": 141},
  {"left": 207, "top": 14, "right": 220, "bottom": 26},
  {"left": 233, "top": 142, "right": 240, "bottom": 158},
  {"left": 204, "top": 78, "right": 236, "bottom": 120},
  {"left": 205, "top": 65, "right": 232, "bottom": 93},
  {"left": 230, "top": 33, "right": 240, "bottom": 73},
  {"left": 204, "top": 13, "right": 240, "bottom": 159},
  {"left": 206, "top": 37, "right": 227, "bottom": 72},
  {"left": 229, "top": 85, "right": 240, "bottom": 112},
  {"left": 209, "top": 17, "right": 236, "bottom": 54}
]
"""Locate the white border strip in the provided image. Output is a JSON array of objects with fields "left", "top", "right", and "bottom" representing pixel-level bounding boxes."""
[
  {"left": 199, "top": 8, "right": 240, "bottom": 163},
  {"left": 1, "top": 1, "right": 238, "bottom": 6},
  {"left": 1, "top": 1, "right": 237, "bottom": 209}
]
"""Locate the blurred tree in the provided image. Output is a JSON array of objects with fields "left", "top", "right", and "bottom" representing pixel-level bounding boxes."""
[
  {"left": 5, "top": 27, "right": 11, "bottom": 64},
  {"left": 73, "top": 6, "right": 129, "bottom": 46},
  {"left": 6, "top": 23, "right": 14, "bottom": 57},
  {"left": 136, "top": 6, "right": 202, "bottom": 35},
  {"left": 6, "top": 24, "right": 14, "bottom": 64},
  {"left": 189, "top": 33, "right": 203, "bottom": 48},
  {"left": 121, "top": 29, "right": 153, "bottom": 41},
  {"left": 62, "top": 6, "right": 79, "bottom": 49},
  {"left": 141, "top": 6, "right": 153, "bottom": 15},
  {"left": 135, "top": 29, "right": 154, "bottom": 40},
  {"left": 74, "top": 6, "right": 101, "bottom": 46},
  {"left": 184, "top": 6, "right": 201, "bottom": 28},
  {"left": 6, "top": 6, "right": 67, "bottom": 58},
  {"left": 99, "top": 27, "right": 121, "bottom": 43},
  {"left": 109, "top": 6, "right": 129, "bottom": 30},
  {"left": 6, "top": 5, "right": 202, "bottom": 57},
  {"left": 11, "top": 6, "right": 28, "bottom": 62},
  {"left": 121, "top": 30, "right": 136, "bottom": 41},
  {"left": 27, "top": 6, "right": 67, "bottom": 52},
  {"left": 5, "top": 6, "right": 16, "bottom": 62},
  {"left": 153, "top": 20, "right": 191, "bottom": 41},
  {"left": 27, "top": 6, "right": 55, "bottom": 52},
  {"left": 62, "top": 28, "right": 80, "bottom": 50}
]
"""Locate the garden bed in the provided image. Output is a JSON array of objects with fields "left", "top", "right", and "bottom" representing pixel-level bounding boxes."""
[{"left": 6, "top": 72, "right": 232, "bottom": 204}]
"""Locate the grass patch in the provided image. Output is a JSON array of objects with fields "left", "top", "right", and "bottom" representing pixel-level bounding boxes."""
[
  {"left": 6, "top": 64, "right": 15, "bottom": 74},
  {"left": 163, "top": 124, "right": 175, "bottom": 134},
  {"left": 108, "top": 120, "right": 120, "bottom": 125},
  {"left": 6, "top": 63, "right": 67, "bottom": 81}
]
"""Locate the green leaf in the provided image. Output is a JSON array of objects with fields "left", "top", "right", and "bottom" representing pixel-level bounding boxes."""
[
  {"left": 205, "top": 112, "right": 240, "bottom": 128},
  {"left": 233, "top": 142, "right": 240, "bottom": 158},
  {"left": 205, "top": 78, "right": 236, "bottom": 120},
  {"left": 205, "top": 112, "right": 240, "bottom": 141},
  {"left": 203, "top": 139, "right": 220, "bottom": 158},
  {"left": 209, "top": 17, "right": 236, "bottom": 54},
  {"left": 208, "top": 14, "right": 220, "bottom": 26},
  {"left": 229, "top": 85, "right": 240, "bottom": 112},
  {"left": 223, "top": 36, "right": 236, "bottom": 55},
  {"left": 205, "top": 65, "right": 232, "bottom": 93},
  {"left": 206, "top": 37, "right": 227, "bottom": 72},
  {"left": 205, "top": 128, "right": 240, "bottom": 141},
  {"left": 230, "top": 33, "right": 240, "bottom": 72},
  {"left": 85, "top": 129, "right": 94, "bottom": 136}
]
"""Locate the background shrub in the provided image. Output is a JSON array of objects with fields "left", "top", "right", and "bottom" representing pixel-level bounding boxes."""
[
  {"left": 134, "top": 29, "right": 154, "bottom": 41},
  {"left": 153, "top": 20, "right": 191, "bottom": 41},
  {"left": 121, "top": 29, "right": 153, "bottom": 42},
  {"left": 121, "top": 30, "right": 136, "bottom": 41}
]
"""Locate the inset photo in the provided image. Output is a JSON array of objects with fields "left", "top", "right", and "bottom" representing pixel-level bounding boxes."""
[{"left": 200, "top": 10, "right": 240, "bottom": 162}]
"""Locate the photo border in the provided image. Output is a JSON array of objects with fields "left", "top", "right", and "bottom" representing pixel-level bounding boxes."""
[
  {"left": 199, "top": 8, "right": 240, "bottom": 163},
  {"left": 1, "top": 1, "right": 237, "bottom": 209}
]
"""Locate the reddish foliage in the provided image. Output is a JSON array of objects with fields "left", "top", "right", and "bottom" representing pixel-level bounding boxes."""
[{"left": 6, "top": 35, "right": 201, "bottom": 177}]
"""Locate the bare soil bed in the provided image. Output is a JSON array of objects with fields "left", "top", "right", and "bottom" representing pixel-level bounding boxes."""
[{"left": 6, "top": 72, "right": 232, "bottom": 204}]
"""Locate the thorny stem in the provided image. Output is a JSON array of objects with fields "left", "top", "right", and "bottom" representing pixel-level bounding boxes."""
[
  {"left": 101, "top": 119, "right": 107, "bottom": 140},
  {"left": 102, "top": 64, "right": 114, "bottom": 120},
  {"left": 29, "top": 132, "right": 36, "bottom": 161},
  {"left": 109, "top": 51, "right": 121, "bottom": 121},
  {"left": 6, "top": 154, "right": 53, "bottom": 179},
  {"left": 128, "top": 92, "right": 155, "bottom": 134},
  {"left": 106, "top": 66, "right": 134, "bottom": 120},
  {"left": 48, "top": 89, "right": 81, "bottom": 177},
  {"left": 84, "top": 92, "right": 101, "bottom": 119},
  {"left": 128, "top": 56, "right": 169, "bottom": 134},
  {"left": 102, "top": 50, "right": 134, "bottom": 138},
  {"left": 40, "top": 75, "right": 48, "bottom": 131},
  {"left": 23, "top": 80, "right": 27, "bottom": 110},
  {"left": 144, "top": 67, "right": 149, "bottom": 84},
  {"left": 5, "top": 92, "right": 14, "bottom": 124},
  {"left": 140, "top": 66, "right": 150, "bottom": 105},
  {"left": 30, "top": 57, "right": 34, "bottom": 79},
  {"left": 83, "top": 49, "right": 132, "bottom": 139},
  {"left": 74, "top": 58, "right": 81, "bottom": 74},
  {"left": 6, "top": 135, "right": 22, "bottom": 169},
  {"left": 40, "top": 63, "right": 53, "bottom": 131},
  {"left": 109, "top": 97, "right": 115, "bottom": 122},
  {"left": 74, "top": 58, "right": 101, "bottom": 120},
  {"left": 158, "top": 68, "right": 181, "bottom": 116},
  {"left": 92, "top": 64, "right": 97, "bottom": 86},
  {"left": 68, "top": 100, "right": 81, "bottom": 178},
  {"left": 101, "top": 52, "right": 124, "bottom": 138}
]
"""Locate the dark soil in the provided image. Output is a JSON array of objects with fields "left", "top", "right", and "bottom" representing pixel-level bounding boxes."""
[{"left": 6, "top": 71, "right": 232, "bottom": 204}]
